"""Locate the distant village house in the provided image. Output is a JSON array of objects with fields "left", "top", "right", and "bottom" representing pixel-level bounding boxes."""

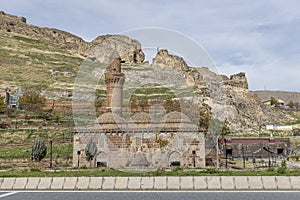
[{"left": 5, "top": 88, "right": 24, "bottom": 109}]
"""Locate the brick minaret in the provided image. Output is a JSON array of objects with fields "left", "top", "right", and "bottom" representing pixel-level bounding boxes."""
[{"left": 104, "top": 53, "right": 125, "bottom": 114}]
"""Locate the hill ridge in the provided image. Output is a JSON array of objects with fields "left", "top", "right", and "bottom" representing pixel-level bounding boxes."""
[{"left": 253, "top": 90, "right": 300, "bottom": 103}]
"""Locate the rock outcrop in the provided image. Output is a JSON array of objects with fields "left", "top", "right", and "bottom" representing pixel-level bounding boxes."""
[
  {"left": 89, "top": 34, "right": 145, "bottom": 64},
  {"left": 223, "top": 72, "right": 248, "bottom": 89},
  {"left": 152, "top": 49, "right": 189, "bottom": 71}
]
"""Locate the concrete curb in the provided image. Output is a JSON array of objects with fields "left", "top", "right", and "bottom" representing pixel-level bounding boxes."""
[{"left": 0, "top": 176, "right": 299, "bottom": 190}]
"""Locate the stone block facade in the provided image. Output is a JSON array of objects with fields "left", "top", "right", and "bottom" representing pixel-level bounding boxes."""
[{"left": 73, "top": 130, "right": 205, "bottom": 169}]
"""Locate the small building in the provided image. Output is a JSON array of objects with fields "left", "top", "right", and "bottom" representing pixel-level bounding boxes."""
[
  {"left": 219, "top": 138, "right": 290, "bottom": 159},
  {"left": 5, "top": 88, "right": 24, "bottom": 109},
  {"left": 275, "top": 99, "right": 285, "bottom": 107},
  {"left": 266, "top": 125, "right": 293, "bottom": 131},
  {"left": 263, "top": 98, "right": 285, "bottom": 108}
]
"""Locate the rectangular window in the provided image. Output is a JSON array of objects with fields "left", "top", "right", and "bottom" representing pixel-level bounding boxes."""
[{"left": 277, "top": 148, "right": 284, "bottom": 155}]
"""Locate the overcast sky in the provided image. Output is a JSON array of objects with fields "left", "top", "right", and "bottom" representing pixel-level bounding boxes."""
[{"left": 1, "top": 0, "right": 300, "bottom": 91}]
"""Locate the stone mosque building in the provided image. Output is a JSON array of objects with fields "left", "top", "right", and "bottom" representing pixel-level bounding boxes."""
[{"left": 72, "top": 54, "right": 206, "bottom": 170}]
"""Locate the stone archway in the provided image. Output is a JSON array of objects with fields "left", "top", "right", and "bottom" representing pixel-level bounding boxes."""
[
  {"left": 169, "top": 151, "right": 181, "bottom": 167},
  {"left": 96, "top": 151, "right": 108, "bottom": 167}
]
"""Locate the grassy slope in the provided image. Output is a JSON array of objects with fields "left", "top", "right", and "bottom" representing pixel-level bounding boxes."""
[
  {"left": 0, "top": 143, "right": 72, "bottom": 159},
  {"left": 0, "top": 32, "right": 83, "bottom": 91},
  {"left": 0, "top": 31, "right": 186, "bottom": 100}
]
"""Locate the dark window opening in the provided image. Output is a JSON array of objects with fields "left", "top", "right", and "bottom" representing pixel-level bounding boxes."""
[
  {"left": 192, "top": 150, "right": 196, "bottom": 154},
  {"left": 97, "top": 162, "right": 107, "bottom": 167},
  {"left": 226, "top": 149, "right": 233, "bottom": 156},
  {"left": 170, "top": 161, "right": 181, "bottom": 166},
  {"left": 277, "top": 148, "right": 284, "bottom": 155}
]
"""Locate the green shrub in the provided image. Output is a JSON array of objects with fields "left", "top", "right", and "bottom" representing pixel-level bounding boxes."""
[
  {"left": 85, "top": 139, "right": 97, "bottom": 162},
  {"left": 31, "top": 139, "right": 47, "bottom": 162}
]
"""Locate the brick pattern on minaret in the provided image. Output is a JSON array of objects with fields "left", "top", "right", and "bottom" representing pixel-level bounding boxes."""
[{"left": 104, "top": 53, "right": 125, "bottom": 114}]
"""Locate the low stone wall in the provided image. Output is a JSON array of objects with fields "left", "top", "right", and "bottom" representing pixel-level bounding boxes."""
[
  {"left": 0, "top": 176, "right": 299, "bottom": 190},
  {"left": 0, "top": 158, "right": 28, "bottom": 163}
]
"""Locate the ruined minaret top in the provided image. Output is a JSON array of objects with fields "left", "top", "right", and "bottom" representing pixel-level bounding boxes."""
[
  {"left": 108, "top": 51, "right": 122, "bottom": 73},
  {"left": 104, "top": 52, "right": 125, "bottom": 114}
]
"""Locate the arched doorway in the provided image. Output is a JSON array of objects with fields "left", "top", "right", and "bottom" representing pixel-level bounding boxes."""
[
  {"left": 96, "top": 152, "right": 108, "bottom": 167},
  {"left": 169, "top": 151, "right": 181, "bottom": 167}
]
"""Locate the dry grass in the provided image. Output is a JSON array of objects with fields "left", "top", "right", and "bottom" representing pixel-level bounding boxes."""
[{"left": 0, "top": 32, "right": 83, "bottom": 91}]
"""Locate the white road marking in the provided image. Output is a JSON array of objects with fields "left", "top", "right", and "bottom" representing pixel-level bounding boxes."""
[{"left": 0, "top": 192, "right": 17, "bottom": 198}]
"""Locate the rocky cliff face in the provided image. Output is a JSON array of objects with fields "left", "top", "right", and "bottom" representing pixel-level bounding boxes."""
[
  {"left": 222, "top": 85, "right": 292, "bottom": 133},
  {"left": 89, "top": 34, "right": 145, "bottom": 64},
  {"left": 152, "top": 49, "right": 189, "bottom": 71},
  {"left": 223, "top": 72, "right": 248, "bottom": 89},
  {"left": 151, "top": 50, "right": 293, "bottom": 134}
]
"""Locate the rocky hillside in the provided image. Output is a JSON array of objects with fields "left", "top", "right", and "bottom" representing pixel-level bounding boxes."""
[
  {"left": 0, "top": 11, "right": 88, "bottom": 56},
  {"left": 152, "top": 50, "right": 293, "bottom": 134},
  {"left": 0, "top": 30, "right": 83, "bottom": 96},
  {"left": 0, "top": 11, "right": 144, "bottom": 62},
  {"left": 0, "top": 11, "right": 296, "bottom": 134},
  {"left": 0, "top": 11, "right": 145, "bottom": 98}
]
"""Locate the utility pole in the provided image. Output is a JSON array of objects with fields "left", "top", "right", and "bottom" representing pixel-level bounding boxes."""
[
  {"left": 259, "top": 124, "right": 263, "bottom": 160},
  {"left": 268, "top": 151, "right": 271, "bottom": 168},
  {"left": 192, "top": 150, "right": 196, "bottom": 168},
  {"left": 50, "top": 140, "right": 53, "bottom": 168},
  {"left": 225, "top": 138, "right": 228, "bottom": 169},
  {"left": 69, "top": 118, "right": 72, "bottom": 143},
  {"left": 242, "top": 145, "right": 245, "bottom": 169},
  {"left": 216, "top": 135, "right": 219, "bottom": 169}
]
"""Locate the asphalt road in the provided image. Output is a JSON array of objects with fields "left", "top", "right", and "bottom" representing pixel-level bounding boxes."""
[{"left": 1, "top": 191, "right": 300, "bottom": 200}]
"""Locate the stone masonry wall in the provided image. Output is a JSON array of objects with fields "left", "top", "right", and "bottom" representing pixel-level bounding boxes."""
[{"left": 73, "top": 131, "right": 205, "bottom": 169}]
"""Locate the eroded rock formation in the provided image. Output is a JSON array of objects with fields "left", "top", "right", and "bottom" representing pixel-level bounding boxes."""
[
  {"left": 89, "top": 34, "right": 145, "bottom": 64},
  {"left": 151, "top": 49, "right": 292, "bottom": 134},
  {"left": 152, "top": 49, "right": 189, "bottom": 71}
]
